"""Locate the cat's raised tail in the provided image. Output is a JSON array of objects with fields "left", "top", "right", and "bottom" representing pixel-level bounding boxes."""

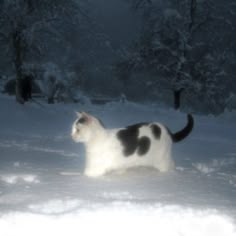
[{"left": 170, "top": 114, "right": 194, "bottom": 143}]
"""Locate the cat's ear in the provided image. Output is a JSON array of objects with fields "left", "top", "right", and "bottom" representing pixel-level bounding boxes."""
[
  {"left": 81, "top": 112, "right": 93, "bottom": 123},
  {"left": 75, "top": 111, "right": 82, "bottom": 117},
  {"left": 75, "top": 111, "right": 92, "bottom": 120}
]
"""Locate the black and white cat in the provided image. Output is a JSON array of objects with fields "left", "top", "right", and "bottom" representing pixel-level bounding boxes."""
[{"left": 71, "top": 112, "right": 194, "bottom": 177}]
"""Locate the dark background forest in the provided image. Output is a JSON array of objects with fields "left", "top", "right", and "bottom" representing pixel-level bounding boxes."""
[{"left": 0, "top": 0, "right": 235, "bottom": 114}]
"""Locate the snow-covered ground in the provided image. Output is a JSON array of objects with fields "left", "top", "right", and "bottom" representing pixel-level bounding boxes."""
[{"left": 0, "top": 94, "right": 236, "bottom": 236}]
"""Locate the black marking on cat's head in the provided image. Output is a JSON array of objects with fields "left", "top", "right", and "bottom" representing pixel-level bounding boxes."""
[
  {"left": 137, "top": 136, "right": 151, "bottom": 156},
  {"left": 117, "top": 122, "right": 149, "bottom": 157},
  {"left": 76, "top": 117, "right": 87, "bottom": 125},
  {"left": 75, "top": 112, "right": 105, "bottom": 128},
  {"left": 151, "top": 124, "right": 161, "bottom": 139}
]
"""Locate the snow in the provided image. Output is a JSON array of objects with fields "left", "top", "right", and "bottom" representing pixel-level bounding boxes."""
[
  {"left": 0, "top": 94, "right": 236, "bottom": 236},
  {"left": 0, "top": 174, "right": 40, "bottom": 184}
]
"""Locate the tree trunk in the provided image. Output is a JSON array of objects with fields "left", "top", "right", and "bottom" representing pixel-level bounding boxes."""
[
  {"left": 173, "top": 88, "right": 184, "bottom": 110},
  {"left": 172, "top": 1, "right": 197, "bottom": 110},
  {"left": 13, "top": 30, "right": 25, "bottom": 104},
  {"left": 22, "top": 75, "right": 33, "bottom": 101}
]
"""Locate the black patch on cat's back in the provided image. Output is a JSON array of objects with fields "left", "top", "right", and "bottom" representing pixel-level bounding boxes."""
[
  {"left": 117, "top": 122, "right": 150, "bottom": 157},
  {"left": 151, "top": 124, "right": 161, "bottom": 139},
  {"left": 137, "top": 137, "right": 151, "bottom": 155}
]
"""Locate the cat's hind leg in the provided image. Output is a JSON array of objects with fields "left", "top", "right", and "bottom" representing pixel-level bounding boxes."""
[{"left": 153, "top": 151, "right": 175, "bottom": 173}]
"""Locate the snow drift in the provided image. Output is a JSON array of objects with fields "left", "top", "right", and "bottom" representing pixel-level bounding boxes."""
[{"left": 0, "top": 95, "right": 235, "bottom": 235}]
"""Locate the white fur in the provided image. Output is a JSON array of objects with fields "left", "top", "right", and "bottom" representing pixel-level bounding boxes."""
[{"left": 71, "top": 112, "right": 175, "bottom": 177}]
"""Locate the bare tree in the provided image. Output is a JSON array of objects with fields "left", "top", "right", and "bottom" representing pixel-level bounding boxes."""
[
  {"left": 0, "top": 0, "right": 87, "bottom": 104},
  {"left": 120, "top": 0, "right": 235, "bottom": 112}
]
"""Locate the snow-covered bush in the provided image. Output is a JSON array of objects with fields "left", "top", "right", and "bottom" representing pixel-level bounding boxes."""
[
  {"left": 42, "top": 63, "right": 61, "bottom": 104},
  {"left": 41, "top": 62, "right": 86, "bottom": 104}
]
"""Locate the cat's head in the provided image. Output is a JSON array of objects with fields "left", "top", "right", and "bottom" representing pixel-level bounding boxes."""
[{"left": 71, "top": 112, "right": 104, "bottom": 143}]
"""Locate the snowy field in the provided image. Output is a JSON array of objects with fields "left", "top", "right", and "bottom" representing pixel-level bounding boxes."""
[{"left": 0, "top": 94, "right": 236, "bottom": 236}]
